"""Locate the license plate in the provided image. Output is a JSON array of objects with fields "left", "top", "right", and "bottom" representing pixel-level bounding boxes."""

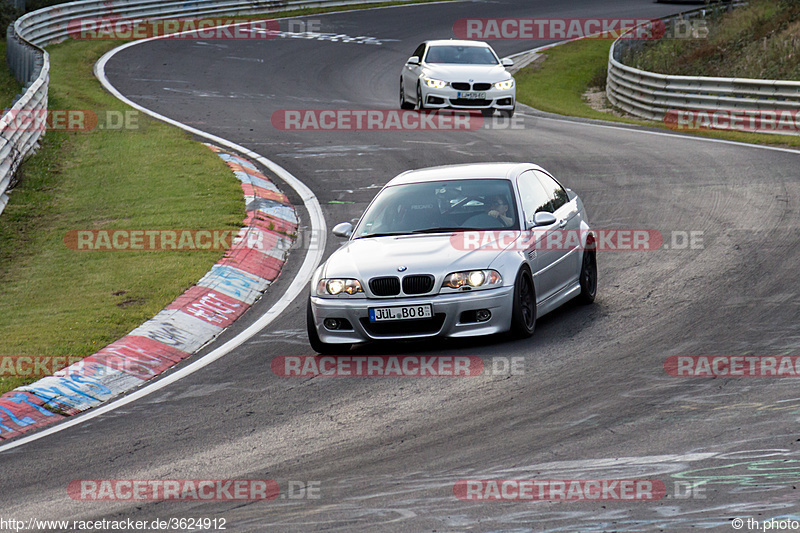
[
  {"left": 457, "top": 92, "right": 486, "bottom": 100},
  {"left": 369, "top": 304, "right": 433, "bottom": 322}
]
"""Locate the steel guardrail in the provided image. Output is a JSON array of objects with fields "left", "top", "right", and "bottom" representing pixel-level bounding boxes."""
[
  {"left": 0, "top": 0, "right": 393, "bottom": 215},
  {"left": 606, "top": 4, "right": 800, "bottom": 122}
]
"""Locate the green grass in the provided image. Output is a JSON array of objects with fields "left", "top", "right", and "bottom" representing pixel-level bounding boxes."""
[
  {"left": 515, "top": 39, "right": 619, "bottom": 121},
  {"left": 625, "top": 0, "right": 800, "bottom": 80},
  {"left": 0, "top": 41, "right": 23, "bottom": 108},
  {"left": 0, "top": 38, "right": 245, "bottom": 394},
  {"left": 514, "top": 37, "right": 800, "bottom": 148},
  {"left": 0, "top": 0, "right": 452, "bottom": 395}
]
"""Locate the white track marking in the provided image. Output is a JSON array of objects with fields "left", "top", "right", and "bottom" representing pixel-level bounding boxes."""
[{"left": 0, "top": 27, "right": 329, "bottom": 454}]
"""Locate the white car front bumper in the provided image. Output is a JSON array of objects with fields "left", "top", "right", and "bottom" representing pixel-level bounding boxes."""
[{"left": 420, "top": 85, "right": 516, "bottom": 111}]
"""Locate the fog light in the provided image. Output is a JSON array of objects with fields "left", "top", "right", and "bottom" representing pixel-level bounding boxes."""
[
  {"left": 476, "top": 309, "right": 491, "bottom": 322},
  {"left": 324, "top": 318, "right": 341, "bottom": 330}
]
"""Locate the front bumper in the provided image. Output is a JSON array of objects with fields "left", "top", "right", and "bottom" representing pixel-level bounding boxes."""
[
  {"left": 310, "top": 286, "right": 515, "bottom": 344},
  {"left": 420, "top": 85, "right": 516, "bottom": 111}
]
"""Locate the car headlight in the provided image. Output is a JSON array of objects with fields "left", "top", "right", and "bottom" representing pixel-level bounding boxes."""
[
  {"left": 424, "top": 78, "right": 448, "bottom": 89},
  {"left": 442, "top": 269, "right": 502, "bottom": 290},
  {"left": 317, "top": 278, "right": 364, "bottom": 296},
  {"left": 494, "top": 79, "right": 515, "bottom": 90}
]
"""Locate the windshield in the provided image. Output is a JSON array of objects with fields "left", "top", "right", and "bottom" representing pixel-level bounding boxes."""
[
  {"left": 425, "top": 45, "right": 499, "bottom": 65},
  {"left": 353, "top": 179, "right": 518, "bottom": 238}
]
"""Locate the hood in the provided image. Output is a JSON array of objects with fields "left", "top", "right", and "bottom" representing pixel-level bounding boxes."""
[
  {"left": 322, "top": 233, "right": 509, "bottom": 284},
  {"left": 422, "top": 64, "right": 512, "bottom": 83}
]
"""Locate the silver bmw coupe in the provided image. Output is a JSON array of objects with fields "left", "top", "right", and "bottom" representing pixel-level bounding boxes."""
[{"left": 307, "top": 163, "right": 597, "bottom": 353}]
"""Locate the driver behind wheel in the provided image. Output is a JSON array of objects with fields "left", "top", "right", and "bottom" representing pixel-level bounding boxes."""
[{"left": 487, "top": 195, "right": 513, "bottom": 227}]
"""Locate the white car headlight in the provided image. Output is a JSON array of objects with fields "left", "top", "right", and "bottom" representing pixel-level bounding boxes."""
[
  {"left": 494, "top": 79, "right": 515, "bottom": 90},
  {"left": 317, "top": 278, "right": 364, "bottom": 296},
  {"left": 424, "top": 78, "right": 448, "bottom": 89},
  {"left": 442, "top": 269, "right": 502, "bottom": 290}
]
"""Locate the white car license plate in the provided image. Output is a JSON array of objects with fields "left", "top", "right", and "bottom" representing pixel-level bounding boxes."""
[
  {"left": 457, "top": 92, "right": 486, "bottom": 100},
  {"left": 369, "top": 304, "right": 433, "bottom": 322}
]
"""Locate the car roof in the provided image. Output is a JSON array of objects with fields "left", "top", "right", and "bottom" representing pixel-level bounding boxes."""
[
  {"left": 387, "top": 163, "right": 544, "bottom": 186},
  {"left": 424, "top": 39, "right": 493, "bottom": 48}
]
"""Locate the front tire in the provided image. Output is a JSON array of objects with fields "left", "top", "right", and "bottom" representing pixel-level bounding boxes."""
[
  {"left": 510, "top": 267, "right": 536, "bottom": 337},
  {"left": 499, "top": 107, "right": 515, "bottom": 118},
  {"left": 417, "top": 83, "right": 425, "bottom": 111},
  {"left": 578, "top": 247, "right": 597, "bottom": 304},
  {"left": 307, "top": 299, "right": 350, "bottom": 354},
  {"left": 400, "top": 78, "right": 414, "bottom": 110}
]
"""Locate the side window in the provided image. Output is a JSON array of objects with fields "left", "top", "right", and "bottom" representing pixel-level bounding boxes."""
[
  {"left": 534, "top": 171, "right": 569, "bottom": 212},
  {"left": 516, "top": 171, "right": 550, "bottom": 224},
  {"left": 412, "top": 43, "right": 426, "bottom": 60}
]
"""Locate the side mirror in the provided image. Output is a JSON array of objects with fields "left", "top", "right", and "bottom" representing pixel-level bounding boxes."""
[
  {"left": 407, "top": 56, "right": 420, "bottom": 66},
  {"left": 531, "top": 212, "right": 557, "bottom": 228},
  {"left": 501, "top": 58, "right": 514, "bottom": 67},
  {"left": 332, "top": 222, "right": 353, "bottom": 238}
]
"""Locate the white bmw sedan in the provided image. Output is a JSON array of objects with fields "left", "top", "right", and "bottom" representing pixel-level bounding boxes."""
[
  {"left": 400, "top": 40, "right": 516, "bottom": 117},
  {"left": 307, "top": 163, "right": 597, "bottom": 353}
]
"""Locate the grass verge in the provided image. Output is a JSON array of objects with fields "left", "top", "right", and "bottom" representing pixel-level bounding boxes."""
[
  {"left": 0, "top": 42, "right": 23, "bottom": 108},
  {"left": 0, "top": 38, "right": 245, "bottom": 394},
  {"left": 625, "top": 0, "right": 800, "bottom": 80},
  {"left": 514, "top": 38, "right": 800, "bottom": 148},
  {"left": 0, "top": 0, "right": 452, "bottom": 396}
]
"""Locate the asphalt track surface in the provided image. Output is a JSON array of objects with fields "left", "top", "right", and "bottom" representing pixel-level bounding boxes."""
[{"left": 4, "top": 1, "right": 800, "bottom": 531}]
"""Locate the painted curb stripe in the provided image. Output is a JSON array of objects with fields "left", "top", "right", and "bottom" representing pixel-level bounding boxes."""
[
  {"left": 233, "top": 226, "right": 293, "bottom": 261},
  {"left": 0, "top": 4, "right": 331, "bottom": 453},
  {"left": 243, "top": 213, "right": 297, "bottom": 235},
  {"left": 127, "top": 310, "right": 222, "bottom": 354},
  {"left": 0, "top": 146, "right": 296, "bottom": 440},
  {"left": 0, "top": 392, "right": 64, "bottom": 439},
  {"left": 90, "top": 335, "right": 192, "bottom": 379},
  {"left": 241, "top": 183, "right": 289, "bottom": 204},
  {"left": 219, "top": 249, "right": 286, "bottom": 281},
  {"left": 165, "top": 286, "right": 249, "bottom": 328},
  {"left": 246, "top": 198, "right": 298, "bottom": 224},
  {"left": 197, "top": 264, "right": 271, "bottom": 305},
  {"left": 234, "top": 170, "right": 280, "bottom": 192}
]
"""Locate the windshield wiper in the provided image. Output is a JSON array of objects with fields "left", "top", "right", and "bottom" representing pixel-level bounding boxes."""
[
  {"left": 356, "top": 227, "right": 490, "bottom": 239},
  {"left": 354, "top": 232, "right": 411, "bottom": 239},
  {"left": 412, "top": 227, "right": 485, "bottom": 233}
]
